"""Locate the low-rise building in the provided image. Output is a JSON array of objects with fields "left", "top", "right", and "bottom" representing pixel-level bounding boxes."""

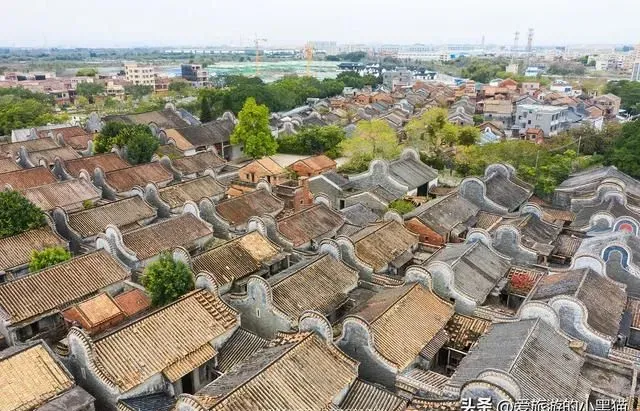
[
  {"left": 515, "top": 104, "right": 570, "bottom": 137},
  {"left": 181, "top": 63, "right": 209, "bottom": 87},
  {"left": 124, "top": 62, "right": 155, "bottom": 87}
]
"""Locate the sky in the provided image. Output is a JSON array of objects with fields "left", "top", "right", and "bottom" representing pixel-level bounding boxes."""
[{"left": 1, "top": 0, "right": 638, "bottom": 48}]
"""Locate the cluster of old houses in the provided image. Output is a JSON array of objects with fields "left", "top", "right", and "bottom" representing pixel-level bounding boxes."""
[
  {"left": 270, "top": 77, "right": 623, "bottom": 147},
  {"left": 2, "top": 103, "right": 640, "bottom": 411}
]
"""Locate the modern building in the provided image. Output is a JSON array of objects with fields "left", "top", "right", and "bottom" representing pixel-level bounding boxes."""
[
  {"left": 181, "top": 64, "right": 209, "bottom": 87},
  {"left": 515, "top": 104, "right": 570, "bottom": 137},
  {"left": 382, "top": 69, "right": 413, "bottom": 90},
  {"left": 124, "top": 62, "right": 155, "bottom": 87},
  {"left": 632, "top": 61, "right": 640, "bottom": 82}
]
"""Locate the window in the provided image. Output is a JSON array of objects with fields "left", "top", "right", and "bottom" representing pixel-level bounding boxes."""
[{"left": 528, "top": 120, "right": 531, "bottom": 125}]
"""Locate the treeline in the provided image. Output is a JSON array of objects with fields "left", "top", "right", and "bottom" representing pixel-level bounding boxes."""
[
  {"left": 605, "top": 80, "right": 640, "bottom": 114},
  {"left": 0, "top": 88, "right": 68, "bottom": 135},
  {"left": 198, "top": 73, "right": 380, "bottom": 120}
]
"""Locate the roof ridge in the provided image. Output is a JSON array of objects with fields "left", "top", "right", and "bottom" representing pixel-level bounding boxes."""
[
  {"left": 204, "top": 332, "right": 314, "bottom": 408},
  {"left": 270, "top": 254, "right": 329, "bottom": 288},
  {"left": 354, "top": 220, "right": 393, "bottom": 242},
  {"left": 0, "top": 250, "right": 104, "bottom": 286},
  {"left": 508, "top": 318, "right": 540, "bottom": 373}
]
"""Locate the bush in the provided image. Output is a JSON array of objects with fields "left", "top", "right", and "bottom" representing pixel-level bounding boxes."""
[
  {"left": 142, "top": 253, "right": 194, "bottom": 307},
  {"left": 29, "top": 246, "right": 71, "bottom": 272},
  {"left": 94, "top": 122, "right": 158, "bottom": 164},
  {"left": 0, "top": 190, "right": 46, "bottom": 238},
  {"left": 125, "top": 128, "right": 160, "bottom": 164},
  {"left": 388, "top": 199, "right": 416, "bottom": 215}
]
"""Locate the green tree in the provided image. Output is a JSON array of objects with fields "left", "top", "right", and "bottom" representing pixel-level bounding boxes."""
[
  {"left": 142, "top": 253, "right": 194, "bottom": 307},
  {"left": 29, "top": 246, "right": 71, "bottom": 272},
  {"left": 230, "top": 97, "right": 277, "bottom": 158},
  {"left": 125, "top": 84, "right": 154, "bottom": 100},
  {"left": 76, "top": 68, "right": 98, "bottom": 77},
  {"left": 0, "top": 89, "right": 67, "bottom": 135},
  {"left": 605, "top": 80, "right": 640, "bottom": 114},
  {"left": 405, "top": 107, "right": 459, "bottom": 152},
  {"left": 200, "top": 95, "right": 213, "bottom": 122},
  {"left": 76, "top": 82, "right": 104, "bottom": 103},
  {"left": 93, "top": 121, "right": 129, "bottom": 153},
  {"left": 124, "top": 126, "right": 160, "bottom": 164},
  {"left": 473, "top": 114, "right": 484, "bottom": 125},
  {"left": 168, "top": 79, "right": 193, "bottom": 94},
  {"left": 340, "top": 119, "right": 401, "bottom": 160},
  {"left": 277, "top": 125, "right": 345, "bottom": 158},
  {"left": 458, "top": 126, "right": 480, "bottom": 146},
  {"left": 388, "top": 199, "right": 416, "bottom": 214},
  {"left": 0, "top": 190, "right": 46, "bottom": 238},
  {"left": 605, "top": 120, "right": 640, "bottom": 177}
]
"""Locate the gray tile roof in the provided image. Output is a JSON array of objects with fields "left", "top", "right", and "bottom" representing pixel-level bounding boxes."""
[
  {"left": 216, "top": 328, "right": 270, "bottom": 373},
  {"left": 406, "top": 193, "right": 479, "bottom": 237},
  {"left": 484, "top": 172, "right": 533, "bottom": 212},
  {"left": 388, "top": 157, "right": 438, "bottom": 190},
  {"left": 339, "top": 203, "right": 379, "bottom": 227},
  {"left": 427, "top": 241, "right": 511, "bottom": 302},
  {"left": 119, "top": 393, "right": 175, "bottom": 411},
  {"left": 339, "top": 379, "right": 407, "bottom": 411},
  {"left": 448, "top": 318, "right": 588, "bottom": 399}
]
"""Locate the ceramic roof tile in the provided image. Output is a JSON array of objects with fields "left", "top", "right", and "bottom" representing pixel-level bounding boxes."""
[
  {"left": 339, "top": 379, "right": 407, "bottom": 411},
  {"left": 23, "top": 178, "right": 101, "bottom": 212},
  {"left": 216, "top": 328, "right": 270, "bottom": 373},
  {"left": 192, "top": 231, "right": 280, "bottom": 286},
  {"left": 215, "top": 189, "right": 284, "bottom": 226},
  {"left": 0, "top": 342, "right": 74, "bottom": 411},
  {"left": 0, "top": 227, "right": 67, "bottom": 272},
  {"left": 28, "top": 146, "right": 81, "bottom": 165},
  {"left": 193, "top": 332, "right": 357, "bottom": 411},
  {"left": 351, "top": 221, "right": 419, "bottom": 271},
  {"left": 92, "top": 289, "right": 238, "bottom": 391},
  {"left": 277, "top": 204, "right": 344, "bottom": 247},
  {"left": 67, "top": 195, "right": 156, "bottom": 238},
  {"left": 270, "top": 254, "right": 358, "bottom": 319},
  {"left": 105, "top": 163, "right": 173, "bottom": 193},
  {"left": 171, "top": 151, "right": 225, "bottom": 175},
  {"left": 121, "top": 213, "right": 212, "bottom": 261},
  {"left": 0, "top": 251, "right": 129, "bottom": 324},
  {"left": 0, "top": 167, "right": 57, "bottom": 190},
  {"left": 63, "top": 153, "right": 130, "bottom": 177},
  {"left": 158, "top": 176, "right": 225, "bottom": 209}
]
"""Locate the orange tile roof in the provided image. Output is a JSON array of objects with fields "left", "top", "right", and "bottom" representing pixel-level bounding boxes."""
[
  {"left": 255, "top": 157, "right": 285, "bottom": 174},
  {"left": 113, "top": 288, "right": 151, "bottom": 317},
  {"left": 104, "top": 163, "right": 173, "bottom": 192},
  {"left": 215, "top": 189, "right": 284, "bottom": 226},
  {"left": 0, "top": 167, "right": 57, "bottom": 190},
  {"left": 351, "top": 221, "right": 419, "bottom": 271},
  {"left": 22, "top": 178, "right": 101, "bottom": 212},
  {"left": 0, "top": 159, "right": 21, "bottom": 174},
  {"left": 294, "top": 155, "right": 336, "bottom": 172},
  {"left": 63, "top": 153, "right": 130, "bottom": 177},
  {"left": 62, "top": 293, "right": 124, "bottom": 331},
  {"left": 277, "top": 204, "right": 344, "bottom": 247},
  {"left": 158, "top": 176, "right": 225, "bottom": 209}
]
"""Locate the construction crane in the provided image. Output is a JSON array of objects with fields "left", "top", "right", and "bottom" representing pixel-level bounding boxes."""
[
  {"left": 254, "top": 36, "right": 267, "bottom": 77},
  {"left": 304, "top": 42, "right": 314, "bottom": 77}
]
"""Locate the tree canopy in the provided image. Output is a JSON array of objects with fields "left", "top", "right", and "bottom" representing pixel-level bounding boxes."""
[
  {"left": 76, "top": 68, "right": 98, "bottom": 77},
  {"left": 29, "top": 246, "right": 71, "bottom": 272},
  {"left": 388, "top": 199, "right": 416, "bottom": 214},
  {"left": 605, "top": 120, "right": 640, "bottom": 178},
  {"left": 605, "top": 80, "right": 640, "bottom": 114},
  {"left": 94, "top": 122, "right": 158, "bottom": 164},
  {"left": 277, "top": 125, "right": 345, "bottom": 158},
  {"left": 142, "top": 253, "right": 194, "bottom": 307},
  {"left": 125, "top": 84, "right": 154, "bottom": 100},
  {"left": 339, "top": 119, "right": 400, "bottom": 173},
  {"left": 405, "top": 107, "right": 460, "bottom": 153},
  {"left": 0, "top": 190, "right": 46, "bottom": 238},
  {"left": 230, "top": 97, "right": 277, "bottom": 158},
  {"left": 76, "top": 82, "right": 105, "bottom": 102},
  {"left": 0, "top": 88, "right": 68, "bottom": 135}
]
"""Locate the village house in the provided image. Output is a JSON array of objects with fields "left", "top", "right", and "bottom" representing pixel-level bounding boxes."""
[
  {"left": 0, "top": 251, "right": 130, "bottom": 346},
  {"left": 237, "top": 156, "right": 288, "bottom": 185},
  {"left": 404, "top": 192, "right": 480, "bottom": 246},
  {"left": 145, "top": 175, "right": 226, "bottom": 216},
  {"left": 0, "top": 341, "right": 95, "bottom": 411},
  {"left": 269, "top": 202, "right": 346, "bottom": 250},
  {"left": 289, "top": 154, "right": 336, "bottom": 177},
  {"left": 53, "top": 195, "right": 157, "bottom": 253},
  {"left": 95, "top": 162, "right": 173, "bottom": 200},
  {"left": 20, "top": 146, "right": 81, "bottom": 169},
  {"left": 98, "top": 210, "right": 213, "bottom": 269},
  {"left": 161, "top": 116, "right": 239, "bottom": 160},
  {"left": 53, "top": 153, "right": 130, "bottom": 180},
  {"left": 553, "top": 166, "right": 640, "bottom": 209},
  {"left": 65, "top": 286, "right": 240, "bottom": 410},
  {"left": 0, "top": 166, "right": 57, "bottom": 190},
  {"left": 337, "top": 280, "right": 454, "bottom": 392},
  {"left": 174, "top": 321, "right": 358, "bottom": 411},
  {"left": 22, "top": 177, "right": 102, "bottom": 212},
  {"left": 227, "top": 248, "right": 358, "bottom": 338},
  {"left": 0, "top": 224, "right": 68, "bottom": 282},
  {"left": 459, "top": 163, "right": 533, "bottom": 214},
  {"left": 185, "top": 230, "right": 288, "bottom": 294},
  {"left": 336, "top": 218, "right": 419, "bottom": 278},
  {"left": 160, "top": 150, "right": 226, "bottom": 180},
  {"left": 205, "top": 187, "right": 284, "bottom": 238}
]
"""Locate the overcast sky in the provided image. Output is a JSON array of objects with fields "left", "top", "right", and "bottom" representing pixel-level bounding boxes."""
[{"left": 1, "top": 0, "right": 638, "bottom": 48}]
